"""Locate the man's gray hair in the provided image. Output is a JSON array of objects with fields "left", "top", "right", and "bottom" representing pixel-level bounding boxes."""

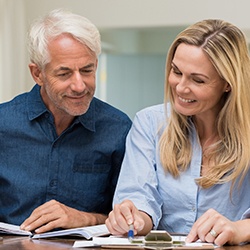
[{"left": 27, "top": 8, "right": 101, "bottom": 68}]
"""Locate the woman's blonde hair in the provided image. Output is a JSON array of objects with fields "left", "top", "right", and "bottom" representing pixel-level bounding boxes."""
[{"left": 159, "top": 19, "right": 250, "bottom": 188}]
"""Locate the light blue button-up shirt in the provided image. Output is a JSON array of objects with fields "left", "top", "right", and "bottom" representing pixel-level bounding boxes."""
[{"left": 113, "top": 104, "right": 250, "bottom": 234}]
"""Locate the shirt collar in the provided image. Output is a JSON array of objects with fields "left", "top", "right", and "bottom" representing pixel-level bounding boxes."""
[
  {"left": 27, "top": 84, "right": 96, "bottom": 132},
  {"left": 77, "top": 100, "right": 96, "bottom": 132}
]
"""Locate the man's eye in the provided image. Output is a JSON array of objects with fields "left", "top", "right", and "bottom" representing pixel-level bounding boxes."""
[
  {"left": 58, "top": 72, "right": 70, "bottom": 77},
  {"left": 81, "top": 69, "right": 93, "bottom": 74}
]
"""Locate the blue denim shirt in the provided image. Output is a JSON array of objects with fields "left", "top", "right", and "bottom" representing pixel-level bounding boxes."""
[
  {"left": 114, "top": 104, "right": 250, "bottom": 234},
  {"left": 0, "top": 84, "right": 132, "bottom": 225}
]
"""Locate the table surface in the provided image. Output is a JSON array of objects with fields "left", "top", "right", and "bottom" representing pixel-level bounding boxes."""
[{"left": 0, "top": 235, "right": 250, "bottom": 250}]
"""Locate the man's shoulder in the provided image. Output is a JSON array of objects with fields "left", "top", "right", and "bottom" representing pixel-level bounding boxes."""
[
  {"left": 0, "top": 92, "right": 28, "bottom": 112},
  {"left": 0, "top": 86, "right": 44, "bottom": 118},
  {"left": 92, "top": 97, "right": 132, "bottom": 124}
]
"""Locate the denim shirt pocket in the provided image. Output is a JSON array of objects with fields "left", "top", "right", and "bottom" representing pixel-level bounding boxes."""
[{"left": 71, "top": 163, "right": 112, "bottom": 212}]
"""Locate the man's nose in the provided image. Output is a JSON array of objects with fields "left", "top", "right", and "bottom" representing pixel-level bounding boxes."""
[{"left": 71, "top": 73, "right": 86, "bottom": 92}]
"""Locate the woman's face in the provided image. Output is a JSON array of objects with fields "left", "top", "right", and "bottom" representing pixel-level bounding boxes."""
[{"left": 168, "top": 43, "right": 230, "bottom": 120}]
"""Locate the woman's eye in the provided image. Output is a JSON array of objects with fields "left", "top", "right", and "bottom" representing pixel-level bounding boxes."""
[
  {"left": 193, "top": 78, "right": 205, "bottom": 84},
  {"left": 173, "top": 69, "right": 182, "bottom": 75}
]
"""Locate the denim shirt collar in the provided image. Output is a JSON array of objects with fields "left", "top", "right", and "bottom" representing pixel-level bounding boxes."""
[{"left": 27, "top": 84, "right": 96, "bottom": 132}]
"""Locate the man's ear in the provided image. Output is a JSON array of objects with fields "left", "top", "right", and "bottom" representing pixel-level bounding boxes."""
[{"left": 29, "top": 63, "right": 43, "bottom": 86}]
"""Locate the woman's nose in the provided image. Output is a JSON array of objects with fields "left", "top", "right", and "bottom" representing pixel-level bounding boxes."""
[{"left": 175, "top": 77, "right": 190, "bottom": 93}]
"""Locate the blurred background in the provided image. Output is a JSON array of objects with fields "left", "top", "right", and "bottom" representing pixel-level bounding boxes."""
[{"left": 1, "top": 0, "right": 250, "bottom": 119}]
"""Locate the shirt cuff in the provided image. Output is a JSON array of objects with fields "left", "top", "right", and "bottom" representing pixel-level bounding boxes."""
[{"left": 241, "top": 208, "right": 250, "bottom": 219}]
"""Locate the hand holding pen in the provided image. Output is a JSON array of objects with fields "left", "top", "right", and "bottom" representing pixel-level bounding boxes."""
[
  {"left": 128, "top": 224, "right": 135, "bottom": 241},
  {"left": 105, "top": 199, "right": 153, "bottom": 236}
]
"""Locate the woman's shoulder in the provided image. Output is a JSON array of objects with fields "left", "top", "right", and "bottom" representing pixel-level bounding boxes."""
[
  {"left": 135, "top": 103, "right": 170, "bottom": 120},
  {"left": 133, "top": 103, "right": 169, "bottom": 133},
  {"left": 137, "top": 103, "right": 165, "bottom": 115}
]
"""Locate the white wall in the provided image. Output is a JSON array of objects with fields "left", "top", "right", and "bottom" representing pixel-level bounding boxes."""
[
  {"left": 98, "top": 54, "right": 166, "bottom": 119},
  {"left": 0, "top": 0, "right": 26, "bottom": 102},
  {"left": 1, "top": 0, "right": 250, "bottom": 117},
  {"left": 24, "top": 0, "right": 250, "bottom": 30}
]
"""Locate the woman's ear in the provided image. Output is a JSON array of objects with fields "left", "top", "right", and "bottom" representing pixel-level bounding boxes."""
[
  {"left": 225, "top": 82, "right": 231, "bottom": 92},
  {"left": 29, "top": 63, "right": 43, "bottom": 86}
]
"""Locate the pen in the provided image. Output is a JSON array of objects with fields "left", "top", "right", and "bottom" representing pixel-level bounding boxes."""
[{"left": 128, "top": 224, "right": 134, "bottom": 242}]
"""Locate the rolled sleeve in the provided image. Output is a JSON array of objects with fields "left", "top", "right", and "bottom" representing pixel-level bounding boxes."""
[{"left": 241, "top": 208, "right": 250, "bottom": 219}]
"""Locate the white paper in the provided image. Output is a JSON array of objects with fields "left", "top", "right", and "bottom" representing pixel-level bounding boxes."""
[
  {"left": 93, "top": 236, "right": 132, "bottom": 245},
  {"left": 32, "top": 223, "right": 109, "bottom": 239},
  {"left": 73, "top": 236, "right": 144, "bottom": 248},
  {"left": 73, "top": 241, "right": 100, "bottom": 248},
  {"left": 0, "top": 222, "right": 31, "bottom": 236},
  {"left": 73, "top": 235, "right": 215, "bottom": 249}
]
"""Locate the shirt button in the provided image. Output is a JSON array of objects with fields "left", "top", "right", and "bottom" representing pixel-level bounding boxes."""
[
  {"left": 50, "top": 180, "right": 57, "bottom": 187},
  {"left": 192, "top": 206, "right": 196, "bottom": 212}
]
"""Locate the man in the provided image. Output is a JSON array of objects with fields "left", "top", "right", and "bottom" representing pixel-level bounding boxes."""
[{"left": 0, "top": 9, "right": 131, "bottom": 234}]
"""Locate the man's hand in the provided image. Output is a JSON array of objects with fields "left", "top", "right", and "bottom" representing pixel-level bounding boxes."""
[{"left": 20, "top": 199, "right": 107, "bottom": 233}]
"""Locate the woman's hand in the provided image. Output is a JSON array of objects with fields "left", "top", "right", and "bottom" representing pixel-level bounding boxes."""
[
  {"left": 186, "top": 208, "right": 250, "bottom": 246},
  {"left": 105, "top": 199, "right": 152, "bottom": 236}
]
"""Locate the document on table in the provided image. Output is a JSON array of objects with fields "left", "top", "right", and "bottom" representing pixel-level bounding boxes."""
[
  {"left": 73, "top": 236, "right": 144, "bottom": 248},
  {"left": 0, "top": 221, "right": 109, "bottom": 239},
  {"left": 73, "top": 235, "right": 215, "bottom": 249},
  {"left": 0, "top": 222, "right": 31, "bottom": 236}
]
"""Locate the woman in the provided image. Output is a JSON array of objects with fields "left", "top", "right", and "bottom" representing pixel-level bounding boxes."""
[{"left": 105, "top": 19, "right": 250, "bottom": 246}]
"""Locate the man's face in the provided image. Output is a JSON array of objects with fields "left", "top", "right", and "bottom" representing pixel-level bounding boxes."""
[{"left": 36, "top": 34, "right": 97, "bottom": 119}]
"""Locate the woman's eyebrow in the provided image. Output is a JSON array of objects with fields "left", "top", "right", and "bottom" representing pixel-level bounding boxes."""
[{"left": 171, "top": 61, "right": 209, "bottom": 79}]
